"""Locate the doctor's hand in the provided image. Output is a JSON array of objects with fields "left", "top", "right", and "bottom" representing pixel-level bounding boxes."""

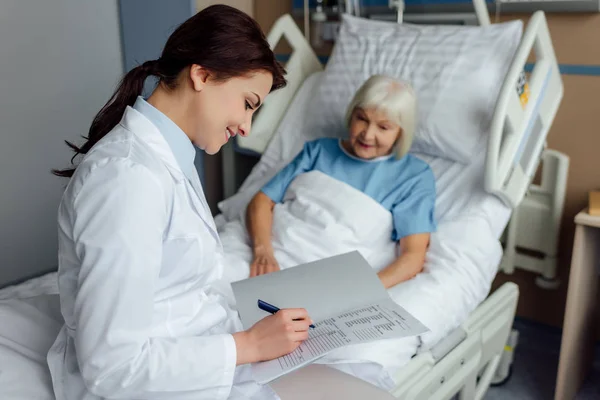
[
  {"left": 233, "top": 308, "right": 312, "bottom": 365},
  {"left": 250, "top": 246, "right": 280, "bottom": 277}
]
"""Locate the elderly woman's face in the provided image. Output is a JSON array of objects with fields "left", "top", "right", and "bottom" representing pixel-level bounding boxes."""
[{"left": 346, "top": 107, "right": 401, "bottom": 159}]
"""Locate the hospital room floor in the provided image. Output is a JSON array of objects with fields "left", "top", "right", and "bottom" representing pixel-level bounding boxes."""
[{"left": 485, "top": 318, "right": 600, "bottom": 400}]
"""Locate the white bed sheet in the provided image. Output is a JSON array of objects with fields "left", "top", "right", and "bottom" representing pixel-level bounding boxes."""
[{"left": 0, "top": 274, "right": 60, "bottom": 400}]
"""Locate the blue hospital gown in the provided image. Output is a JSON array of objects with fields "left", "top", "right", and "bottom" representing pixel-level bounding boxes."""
[{"left": 261, "top": 138, "right": 437, "bottom": 241}]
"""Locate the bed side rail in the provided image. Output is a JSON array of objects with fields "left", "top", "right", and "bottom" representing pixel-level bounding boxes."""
[
  {"left": 236, "top": 14, "right": 323, "bottom": 155},
  {"left": 485, "top": 11, "right": 563, "bottom": 209},
  {"left": 390, "top": 282, "right": 519, "bottom": 399}
]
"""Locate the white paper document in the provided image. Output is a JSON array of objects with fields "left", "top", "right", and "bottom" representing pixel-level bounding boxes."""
[
  {"left": 230, "top": 251, "right": 429, "bottom": 384},
  {"left": 251, "top": 298, "right": 426, "bottom": 383}
]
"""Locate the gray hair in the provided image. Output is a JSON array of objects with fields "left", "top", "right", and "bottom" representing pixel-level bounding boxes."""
[{"left": 344, "top": 75, "right": 417, "bottom": 158}]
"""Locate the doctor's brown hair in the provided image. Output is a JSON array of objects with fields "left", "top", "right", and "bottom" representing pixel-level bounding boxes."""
[{"left": 53, "top": 4, "right": 286, "bottom": 177}]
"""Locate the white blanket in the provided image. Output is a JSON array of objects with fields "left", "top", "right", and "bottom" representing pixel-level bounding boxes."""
[
  {"left": 219, "top": 170, "right": 504, "bottom": 385},
  {"left": 221, "top": 171, "right": 397, "bottom": 282}
]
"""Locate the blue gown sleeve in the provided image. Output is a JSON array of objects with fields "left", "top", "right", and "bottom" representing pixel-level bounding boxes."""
[
  {"left": 391, "top": 166, "right": 437, "bottom": 241},
  {"left": 261, "top": 141, "right": 319, "bottom": 203}
]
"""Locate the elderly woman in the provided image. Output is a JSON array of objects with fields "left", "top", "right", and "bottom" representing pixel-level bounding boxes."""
[{"left": 246, "top": 75, "right": 436, "bottom": 289}]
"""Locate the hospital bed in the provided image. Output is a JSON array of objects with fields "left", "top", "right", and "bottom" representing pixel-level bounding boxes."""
[
  {"left": 0, "top": 5, "right": 563, "bottom": 400},
  {"left": 214, "top": 4, "right": 563, "bottom": 400}
]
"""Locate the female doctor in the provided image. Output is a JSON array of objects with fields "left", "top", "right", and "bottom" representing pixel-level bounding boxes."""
[{"left": 48, "top": 5, "right": 312, "bottom": 400}]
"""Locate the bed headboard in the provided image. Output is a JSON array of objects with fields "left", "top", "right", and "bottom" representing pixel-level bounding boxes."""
[
  {"left": 484, "top": 11, "right": 563, "bottom": 208},
  {"left": 235, "top": 10, "right": 563, "bottom": 210}
]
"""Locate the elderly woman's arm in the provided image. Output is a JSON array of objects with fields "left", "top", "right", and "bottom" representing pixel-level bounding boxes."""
[
  {"left": 244, "top": 142, "right": 319, "bottom": 278},
  {"left": 246, "top": 191, "right": 280, "bottom": 277},
  {"left": 377, "top": 233, "right": 430, "bottom": 289}
]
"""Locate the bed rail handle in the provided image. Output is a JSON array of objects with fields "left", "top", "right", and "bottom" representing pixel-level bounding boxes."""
[{"left": 430, "top": 327, "right": 468, "bottom": 364}]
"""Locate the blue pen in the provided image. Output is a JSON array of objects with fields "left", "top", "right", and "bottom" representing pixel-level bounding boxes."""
[{"left": 258, "top": 299, "right": 315, "bottom": 328}]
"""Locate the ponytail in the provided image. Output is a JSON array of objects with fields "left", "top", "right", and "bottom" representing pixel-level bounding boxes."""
[
  {"left": 53, "top": 5, "right": 286, "bottom": 178},
  {"left": 52, "top": 60, "right": 158, "bottom": 177}
]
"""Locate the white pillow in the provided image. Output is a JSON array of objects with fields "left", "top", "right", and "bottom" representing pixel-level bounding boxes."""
[{"left": 314, "top": 15, "right": 523, "bottom": 163}]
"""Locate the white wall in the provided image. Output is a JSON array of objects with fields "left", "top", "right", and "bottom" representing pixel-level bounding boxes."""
[{"left": 0, "top": 0, "right": 123, "bottom": 286}]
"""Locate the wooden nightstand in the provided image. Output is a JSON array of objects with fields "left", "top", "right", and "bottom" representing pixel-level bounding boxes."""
[{"left": 555, "top": 209, "right": 600, "bottom": 400}]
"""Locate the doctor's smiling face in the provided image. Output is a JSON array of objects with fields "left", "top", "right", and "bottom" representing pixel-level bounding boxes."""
[
  {"left": 187, "top": 66, "right": 273, "bottom": 155},
  {"left": 53, "top": 5, "right": 287, "bottom": 178}
]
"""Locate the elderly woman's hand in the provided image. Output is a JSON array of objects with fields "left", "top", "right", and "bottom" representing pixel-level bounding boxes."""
[{"left": 250, "top": 246, "right": 280, "bottom": 277}]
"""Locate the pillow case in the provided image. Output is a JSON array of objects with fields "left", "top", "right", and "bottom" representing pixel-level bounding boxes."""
[{"left": 313, "top": 15, "right": 523, "bottom": 163}]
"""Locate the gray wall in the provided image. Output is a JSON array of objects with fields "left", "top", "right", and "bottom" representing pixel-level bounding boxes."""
[{"left": 0, "top": 0, "right": 124, "bottom": 287}]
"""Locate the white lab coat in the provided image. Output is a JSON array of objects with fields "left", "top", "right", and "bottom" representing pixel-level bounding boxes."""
[{"left": 47, "top": 106, "right": 279, "bottom": 400}]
